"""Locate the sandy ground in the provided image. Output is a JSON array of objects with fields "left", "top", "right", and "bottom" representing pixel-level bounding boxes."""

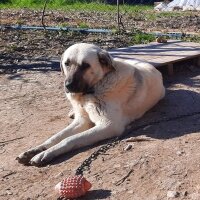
[{"left": 0, "top": 64, "right": 200, "bottom": 200}]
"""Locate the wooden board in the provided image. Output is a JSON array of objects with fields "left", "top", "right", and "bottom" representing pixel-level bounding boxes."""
[{"left": 109, "top": 40, "right": 200, "bottom": 68}]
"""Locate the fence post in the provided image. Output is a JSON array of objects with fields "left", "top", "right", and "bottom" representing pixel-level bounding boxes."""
[{"left": 117, "top": 0, "right": 120, "bottom": 31}]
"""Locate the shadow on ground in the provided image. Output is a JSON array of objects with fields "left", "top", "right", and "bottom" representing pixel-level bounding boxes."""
[
  {"left": 57, "top": 189, "right": 111, "bottom": 200},
  {"left": 0, "top": 55, "right": 60, "bottom": 73},
  {"left": 80, "top": 189, "right": 112, "bottom": 200}
]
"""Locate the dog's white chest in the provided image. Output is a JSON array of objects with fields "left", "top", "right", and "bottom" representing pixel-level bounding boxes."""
[
  {"left": 83, "top": 97, "right": 124, "bottom": 126},
  {"left": 83, "top": 100, "right": 104, "bottom": 124}
]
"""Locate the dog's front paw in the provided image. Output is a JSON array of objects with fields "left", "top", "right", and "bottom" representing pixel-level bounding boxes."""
[
  {"left": 30, "top": 151, "right": 53, "bottom": 167},
  {"left": 16, "top": 147, "right": 46, "bottom": 165}
]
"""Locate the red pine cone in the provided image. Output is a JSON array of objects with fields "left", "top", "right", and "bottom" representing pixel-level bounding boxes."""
[{"left": 55, "top": 175, "right": 92, "bottom": 199}]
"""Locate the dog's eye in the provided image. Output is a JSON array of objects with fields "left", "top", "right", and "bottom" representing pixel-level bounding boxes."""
[
  {"left": 65, "top": 59, "right": 70, "bottom": 66},
  {"left": 80, "top": 62, "right": 90, "bottom": 70}
]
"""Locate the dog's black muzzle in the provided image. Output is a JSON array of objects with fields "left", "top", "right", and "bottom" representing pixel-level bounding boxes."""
[
  {"left": 65, "top": 78, "right": 80, "bottom": 93},
  {"left": 64, "top": 78, "right": 93, "bottom": 94},
  {"left": 65, "top": 79, "right": 74, "bottom": 91}
]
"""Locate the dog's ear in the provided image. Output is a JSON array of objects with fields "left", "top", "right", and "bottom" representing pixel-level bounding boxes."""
[
  {"left": 60, "top": 53, "right": 64, "bottom": 75},
  {"left": 97, "top": 49, "right": 115, "bottom": 70}
]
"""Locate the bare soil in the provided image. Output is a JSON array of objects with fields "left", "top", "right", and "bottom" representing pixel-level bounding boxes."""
[
  {"left": 1, "top": 9, "right": 200, "bottom": 33},
  {"left": 1, "top": 8, "right": 200, "bottom": 200}
]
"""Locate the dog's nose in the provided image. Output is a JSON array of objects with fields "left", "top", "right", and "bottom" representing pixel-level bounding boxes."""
[
  {"left": 65, "top": 80, "right": 72, "bottom": 87},
  {"left": 65, "top": 79, "right": 73, "bottom": 90}
]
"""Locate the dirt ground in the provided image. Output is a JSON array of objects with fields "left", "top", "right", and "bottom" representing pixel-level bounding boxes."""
[
  {"left": 0, "top": 59, "right": 200, "bottom": 200},
  {"left": 1, "top": 8, "right": 200, "bottom": 200}
]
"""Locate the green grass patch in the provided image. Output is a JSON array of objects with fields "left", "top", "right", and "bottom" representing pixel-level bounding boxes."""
[
  {"left": 132, "top": 31, "right": 156, "bottom": 44},
  {"left": 0, "top": 0, "right": 153, "bottom": 12},
  {"left": 77, "top": 21, "right": 90, "bottom": 28},
  {"left": 146, "top": 10, "right": 194, "bottom": 21}
]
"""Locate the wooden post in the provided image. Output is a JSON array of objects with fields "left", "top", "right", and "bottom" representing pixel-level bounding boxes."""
[{"left": 167, "top": 63, "right": 174, "bottom": 76}]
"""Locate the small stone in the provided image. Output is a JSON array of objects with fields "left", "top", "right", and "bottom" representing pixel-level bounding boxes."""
[
  {"left": 6, "top": 190, "right": 13, "bottom": 195},
  {"left": 176, "top": 151, "right": 181, "bottom": 156},
  {"left": 124, "top": 144, "right": 132, "bottom": 151},
  {"left": 113, "top": 164, "right": 121, "bottom": 168},
  {"left": 55, "top": 172, "right": 64, "bottom": 178},
  {"left": 183, "top": 191, "right": 188, "bottom": 196},
  {"left": 167, "top": 191, "right": 180, "bottom": 198},
  {"left": 176, "top": 150, "right": 184, "bottom": 156},
  {"left": 127, "top": 190, "right": 134, "bottom": 194},
  {"left": 112, "top": 190, "right": 117, "bottom": 195}
]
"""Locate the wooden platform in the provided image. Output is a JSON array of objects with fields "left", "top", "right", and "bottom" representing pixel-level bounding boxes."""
[{"left": 109, "top": 40, "right": 200, "bottom": 75}]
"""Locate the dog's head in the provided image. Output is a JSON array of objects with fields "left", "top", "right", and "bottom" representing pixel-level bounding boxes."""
[{"left": 60, "top": 43, "right": 115, "bottom": 93}]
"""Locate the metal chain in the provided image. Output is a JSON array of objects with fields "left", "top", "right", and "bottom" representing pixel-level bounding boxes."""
[
  {"left": 75, "top": 110, "right": 200, "bottom": 176},
  {"left": 75, "top": 138, "right": 120, "bottom": 176}
]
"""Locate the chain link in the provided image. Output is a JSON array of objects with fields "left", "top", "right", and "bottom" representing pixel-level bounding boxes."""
[
  {"left": 75, "top": 138, "right": 120, "bottom": 176},
  {"left": 75, "top": 110, "right": 200, "bottom": 176}
]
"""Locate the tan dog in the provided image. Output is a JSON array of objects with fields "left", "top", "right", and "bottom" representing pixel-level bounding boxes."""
[{"left": 17, "top": 43, "right": 165, "bottom": 166}]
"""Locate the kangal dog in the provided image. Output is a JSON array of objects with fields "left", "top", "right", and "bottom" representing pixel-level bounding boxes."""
[{"left": 17, "top": 43, "right": 165, "bottom": 166}]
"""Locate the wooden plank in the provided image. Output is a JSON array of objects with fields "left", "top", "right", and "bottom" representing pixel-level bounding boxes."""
[{"left": 109, "top": 40, "right": 200, "bottom": 68}]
